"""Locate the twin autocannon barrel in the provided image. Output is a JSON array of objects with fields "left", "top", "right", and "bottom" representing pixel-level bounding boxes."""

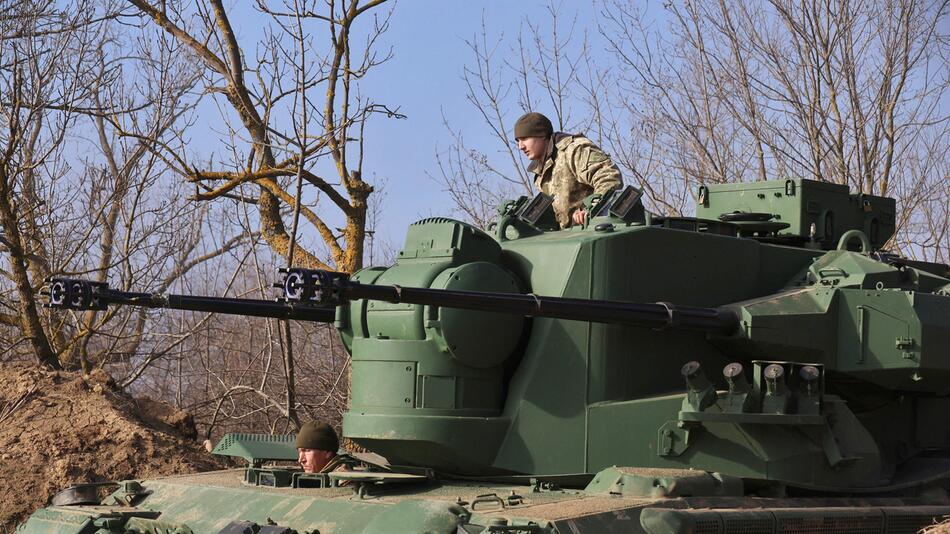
[
  {"left": 279, "top": 268, "right": 739, "bottom": 335},
  {"left": 42, "top": 278, "right": 335, "bottom": 323},
  {"left": 43, "top": 269, "right": 738, "bottom": 335}
]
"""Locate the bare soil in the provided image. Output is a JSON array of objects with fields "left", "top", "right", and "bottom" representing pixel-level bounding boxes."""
[{"left": 0, "top": 363, "right": 224, "bottom": 532}]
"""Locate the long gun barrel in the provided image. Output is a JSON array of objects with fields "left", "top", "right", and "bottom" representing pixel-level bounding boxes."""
[
  {"left": 44, "top": 269, "right": 739, "bottom": 334},
  {"left": 281, "top": 269, "right": 738, "bottom": 334},
  {"left": 42, "top": 278, "right": 334, "bottom": 323}
]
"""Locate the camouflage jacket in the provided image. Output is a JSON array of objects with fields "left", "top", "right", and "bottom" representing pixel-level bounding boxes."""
[{"left": 527, "top": 133, "right": 622, "bottom": 228}]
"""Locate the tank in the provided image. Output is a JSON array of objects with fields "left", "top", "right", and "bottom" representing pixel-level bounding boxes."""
[{"left": 20, "top": 178, "right": 950, "bottom": 533}]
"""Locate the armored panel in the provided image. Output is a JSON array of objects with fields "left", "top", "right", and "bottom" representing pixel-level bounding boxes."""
[
  {"left": 696, "top": 178, "right": 896, "bottom": 249},
  {"left": 399, "top": 217, "right": 501, "bottom": 263},
  {"left": 351, "top": 360, "right": 417, "bottom": 408}
]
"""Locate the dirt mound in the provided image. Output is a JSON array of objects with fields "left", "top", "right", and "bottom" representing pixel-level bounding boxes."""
[{"left": 0, "top": 363, "right": 225, "bottom": 532}]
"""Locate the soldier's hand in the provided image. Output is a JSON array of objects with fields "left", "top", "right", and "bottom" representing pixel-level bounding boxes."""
[{"left": 572, "top": 209, "right": 587, "bottom": 226}]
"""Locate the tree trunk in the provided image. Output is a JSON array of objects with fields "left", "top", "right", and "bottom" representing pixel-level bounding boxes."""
[{"left": 0, "top": 174, "right": 58, "bottom": 369}]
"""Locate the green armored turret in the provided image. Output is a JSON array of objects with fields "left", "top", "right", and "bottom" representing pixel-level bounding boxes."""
[{"left": 23, "top": 178, "right": 950, "bottom": 533}]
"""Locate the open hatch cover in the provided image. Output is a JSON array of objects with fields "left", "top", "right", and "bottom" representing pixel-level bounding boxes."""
[{"left": 211, "top": 433, "right": 297, "bottom": 466}]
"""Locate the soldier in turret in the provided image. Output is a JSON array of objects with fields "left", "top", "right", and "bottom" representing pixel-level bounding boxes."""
[
  {"left": 295, "top": 421, "right": 344, "bottom": 473},
  {"left": 514, "top": 112, "right": 622, "bottom": 228}
]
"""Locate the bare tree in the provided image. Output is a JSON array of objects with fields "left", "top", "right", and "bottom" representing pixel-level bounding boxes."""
[
  {"left": 0, "top": 1, "right": 111, "bottom": 368},
  {"left": 0, "top": 0, "right": 384, "bottom": 441},
  {"left": 0, "top": 2, "right": 251, "bottom": 377},
  {"left": 126, "top": 0, "right": 400, "bottom": 273},
  {"left": 599, "top": 0, "right": 949, "bottom": 253},
  {"left": 114, "top": 1, "right": 404, "bottom": 428},
  {"left": 440, "top": 0, "right": 949, "bottom": 261}
]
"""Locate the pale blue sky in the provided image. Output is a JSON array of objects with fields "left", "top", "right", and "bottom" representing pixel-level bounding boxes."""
[
  {"left": 353, "top": 1, "right": 541, "bottom": 239},
  {"left": 335, "top": 1, "right": 602, "bottom": 253}
]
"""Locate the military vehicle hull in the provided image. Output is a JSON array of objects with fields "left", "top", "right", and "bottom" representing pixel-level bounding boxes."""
[
  {"left": 23, "top": 179, "right": 950, "bottom": 533},
  {"left": 19, "top": 468, "right": 950, "bottom": 533}
]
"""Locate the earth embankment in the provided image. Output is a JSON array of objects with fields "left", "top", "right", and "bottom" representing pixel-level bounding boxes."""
[{"left": 0, "top": 363, "right": 223, "bottom": 532}]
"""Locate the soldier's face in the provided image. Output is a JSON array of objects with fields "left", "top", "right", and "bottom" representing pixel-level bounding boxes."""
[
  {"left": 517, "top": 136, "right": 548, "bottom": 161},
  {"left": 298, "top": 448, "right": 334, "bottom": 473}
]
